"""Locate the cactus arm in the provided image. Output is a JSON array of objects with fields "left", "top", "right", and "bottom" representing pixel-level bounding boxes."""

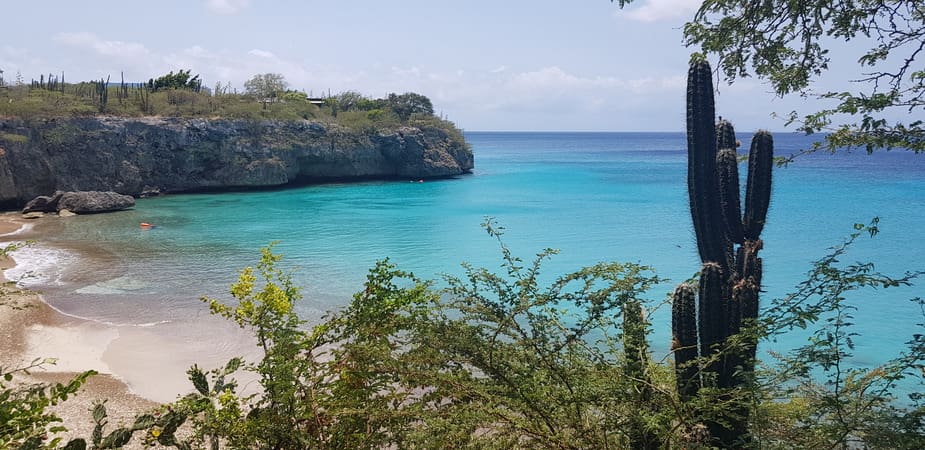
[
  {"left": 717, "top": 148, "right": 746, "bottom": 245},
  {"left": 672, "top": 283, "right": 700, "bottom": 400},
  {"left": 697, "top": 262, "right": 726, "bottom": 381},
  {"left": 743, "top": 131, "right": 774, "bottom": 240},
  {"left": 716, "top": 119, "right": 737, "bottom": 151},
  {"left": 687, "top": 61, "right": 728, "bottom": 265}
]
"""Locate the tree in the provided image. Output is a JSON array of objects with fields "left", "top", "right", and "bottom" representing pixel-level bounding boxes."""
[
  {"left": 280, "top": 89, "right": 308, "bottom": 102},
  {"left": 244, "top": 73, "right": 288, "bottom": 108},
  {"left": 682, "top": 0, "right": 924, "bottom": 154},
  {"left": 332, "top": 90, "right": 366, "bottom": 112},
  {"left": 148, "top": 69, "right": 202, "bottom": 92},
  {"left": 611, "top": 1, "right": 924, "bottom": 154},
  {"left": 386, "top": 92, "right": 434, "bottom": 121}
]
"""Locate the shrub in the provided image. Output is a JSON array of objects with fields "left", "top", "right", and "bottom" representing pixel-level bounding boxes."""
[{"left": 173, "top": 220, "right": 925, "bottom": 449}]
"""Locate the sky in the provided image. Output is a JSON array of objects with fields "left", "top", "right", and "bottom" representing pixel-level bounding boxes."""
[{"left": 0, "top": 0, "right": 860, "bottom": 131}]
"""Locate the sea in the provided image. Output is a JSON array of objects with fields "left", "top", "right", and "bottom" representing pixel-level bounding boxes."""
[{"left": 6, "top": 131, "right": 925, "bottom": 396}]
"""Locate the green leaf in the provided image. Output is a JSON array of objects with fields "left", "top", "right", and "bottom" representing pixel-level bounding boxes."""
[
  {"left": 188, "top": 365, "right": 209, "bottom": 396},
  {"left": 99, "top": 428, "right": 132, "bottom": 449},
  {"left": 91, "top": 401, "right": 107, "bottom": 423},
  {"left": 61, "top": 438, "right": 87, "bottom": 450},
  {"left": 224, "top": 357, "right": 243, "bottom": 374},
  {"left": 131, "top": 413, "right": 156, "bottom": 431}
]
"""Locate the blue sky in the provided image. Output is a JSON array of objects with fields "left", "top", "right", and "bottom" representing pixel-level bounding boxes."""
[{"left": 0, "top": 0, "right": 844, "bottom": 131}]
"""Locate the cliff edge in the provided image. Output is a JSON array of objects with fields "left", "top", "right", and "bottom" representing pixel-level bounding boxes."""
[{"left": 0, "top": 117, "right": 473, "bottom": 210}]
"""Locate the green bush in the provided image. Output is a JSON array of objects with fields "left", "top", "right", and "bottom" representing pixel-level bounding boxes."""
[
  {"left": 170, "top": 221, "right": 924, "bottom": 449},
  {"left": 0, "top": 80, "right": 466, "bottom": 143}
]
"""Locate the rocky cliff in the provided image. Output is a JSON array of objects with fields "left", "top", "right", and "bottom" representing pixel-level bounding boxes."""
[{"left": 0, "top": 117, "right": 473, "bottom": 210}]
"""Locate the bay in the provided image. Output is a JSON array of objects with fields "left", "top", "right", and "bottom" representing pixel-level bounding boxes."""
[{"left": 13, "top": 131, "right": 925, "bottom": 373}]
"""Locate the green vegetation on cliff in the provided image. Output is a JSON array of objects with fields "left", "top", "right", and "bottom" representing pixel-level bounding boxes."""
[
  {"left": 0, "top": 70, "right": 462, "bottom": 143},
  {"left": 0, "top": 70, "right": 469, "bottom": 209}
]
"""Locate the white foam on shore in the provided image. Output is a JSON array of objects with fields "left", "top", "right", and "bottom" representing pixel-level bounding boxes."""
[
  {"left": 0, "top": 221, "right": 33, "bottom": 237},
  {"left": 4, "top": 244, "right": 173, "bottom": 327},
  {"left": 4, "top": 243, "right": 78, "bottom": 287},
  {"left": 76, "top": 275, "right": 152, "bottom": 295}
]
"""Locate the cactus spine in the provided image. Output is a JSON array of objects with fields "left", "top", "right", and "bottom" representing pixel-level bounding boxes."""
[{"left": 673, "top": 59, "right": 774, "bottom": 445}]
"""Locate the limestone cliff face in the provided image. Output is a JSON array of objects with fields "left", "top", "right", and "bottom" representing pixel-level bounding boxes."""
[{"left": 0, "top": 117, "right": 473, "bottom": 209}]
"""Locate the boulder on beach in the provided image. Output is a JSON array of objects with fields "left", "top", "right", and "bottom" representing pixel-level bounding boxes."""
[
  {"left": 56, "top": 191, "right": 135, "bottom": 214},
  {"left": 21, "top": 191, "right": 64, "bottom": 213}
]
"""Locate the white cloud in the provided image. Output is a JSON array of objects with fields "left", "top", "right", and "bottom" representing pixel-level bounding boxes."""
[
  {"left": 375, "top": 65, "right": 685, "bottom": 127},
  {"left": 391, "top": 66, "right": 422, "bottom": 78},
  {"left": 0, "top": 46, "right": 33, "bottom": 75},
  {"left": 54, "top": 32, "right": 151, "bottom": 59},
  {"left": 504, "top": 66, "right": 673, "bottom": 96},
  {"left": 248, "top": 49, "right": 275, "bottom": 59},
  {"left": 622, "top": 0, "right": 700, "bottom": 23},
  {"left": 205, "top": 0, "right": 249, "bottom": 15},
  {"left": 183, "top": 46, "right": 208, "bottom": 57}
]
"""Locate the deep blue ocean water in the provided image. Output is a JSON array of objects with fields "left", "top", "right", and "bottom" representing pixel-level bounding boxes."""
[{"left": 14, "top": 131, "right": 925, "bottom": 375}]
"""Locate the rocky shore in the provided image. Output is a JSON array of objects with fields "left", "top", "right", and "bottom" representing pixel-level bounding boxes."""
[{"left": 0, "top": 117, "right": 474, "bottom": 210}]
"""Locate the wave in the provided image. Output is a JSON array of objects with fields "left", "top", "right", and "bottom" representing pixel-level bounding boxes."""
[
  {"left": 4, "top": 242, "right": 176, "bottom": 327},
  {"left": 30, "top": 289, "right": 174, "bottom": 328},
  {"left": 75, "top": 275, "right": 153, "bottom": 295},
  {"left": 0, "top": 221, "right": 34, "bottom": 237},
  {"left": 4, "top": 243, "right": 78, "bottom": 287}
]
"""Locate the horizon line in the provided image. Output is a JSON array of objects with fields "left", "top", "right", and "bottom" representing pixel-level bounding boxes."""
[{"left": 463, "top": 129, "right": 808, "bottom": 134}]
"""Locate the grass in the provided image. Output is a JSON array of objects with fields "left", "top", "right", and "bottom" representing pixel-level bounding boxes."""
[{"left": 0, "top": 132, "right": 28, "bottom": 144}]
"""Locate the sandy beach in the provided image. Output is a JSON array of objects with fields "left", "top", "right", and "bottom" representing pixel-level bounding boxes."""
[
  {"left": 0, "top": 213, "right": 217, "bottom": 448},
  {"left": 1, "top": 213, "right": 164, "bottom": 446}
]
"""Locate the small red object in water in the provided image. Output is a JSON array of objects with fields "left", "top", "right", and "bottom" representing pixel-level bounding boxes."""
[{"left": 140, "top": 222, "right": 153, "bottom": 229}]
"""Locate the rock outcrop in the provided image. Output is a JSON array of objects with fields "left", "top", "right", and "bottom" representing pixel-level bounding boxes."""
[
  {"left": 57, "top": 191, "right": 136, "bottom": 214},
  {"left": 0, "top": 117, "right": 474, "bottom": 210},
  {"left": 21, "top": 191, "right": 64, "bottom": 213},
  {"left": 21, "top": 190, "right": 135, "bottom": 214}
]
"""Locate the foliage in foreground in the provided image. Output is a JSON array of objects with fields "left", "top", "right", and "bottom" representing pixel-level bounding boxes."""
[
  {"left": 157, "top": 221, "right": 925, "bottom": 449},
  {"left": 681, "top": 0, "right": 925, "bottom": 155},
  {"left": 609, "top": 1, "right": 925, "bottom": 156},
  {"left": 2, "top": 221, "right": 924, "bottom": 448},
  {"left": 184, "top": 230, "right": 671, "bottom": 448}
]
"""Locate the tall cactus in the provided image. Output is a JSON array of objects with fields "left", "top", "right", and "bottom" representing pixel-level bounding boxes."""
[
  {"left": 623, "top": 299, "right": 659, "bottom": 450},
  {"left": 672, "top": 58, "right": 774, "bottom": 446},
  {"left": 96, "top": 76, "right": 110, "bottom": 113}
]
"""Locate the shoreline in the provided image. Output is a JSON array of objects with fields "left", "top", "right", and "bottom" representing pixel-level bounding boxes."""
[
  {"left": 1, "top": 212, "right": 261, "bottom": 403},
  {"left": 1, "top": 212, "right": 160, "bottom": 445}
]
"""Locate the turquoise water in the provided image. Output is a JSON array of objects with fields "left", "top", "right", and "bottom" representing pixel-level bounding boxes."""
[{"left": 14, "top": 132, "right": 925, "bottom": 368}]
